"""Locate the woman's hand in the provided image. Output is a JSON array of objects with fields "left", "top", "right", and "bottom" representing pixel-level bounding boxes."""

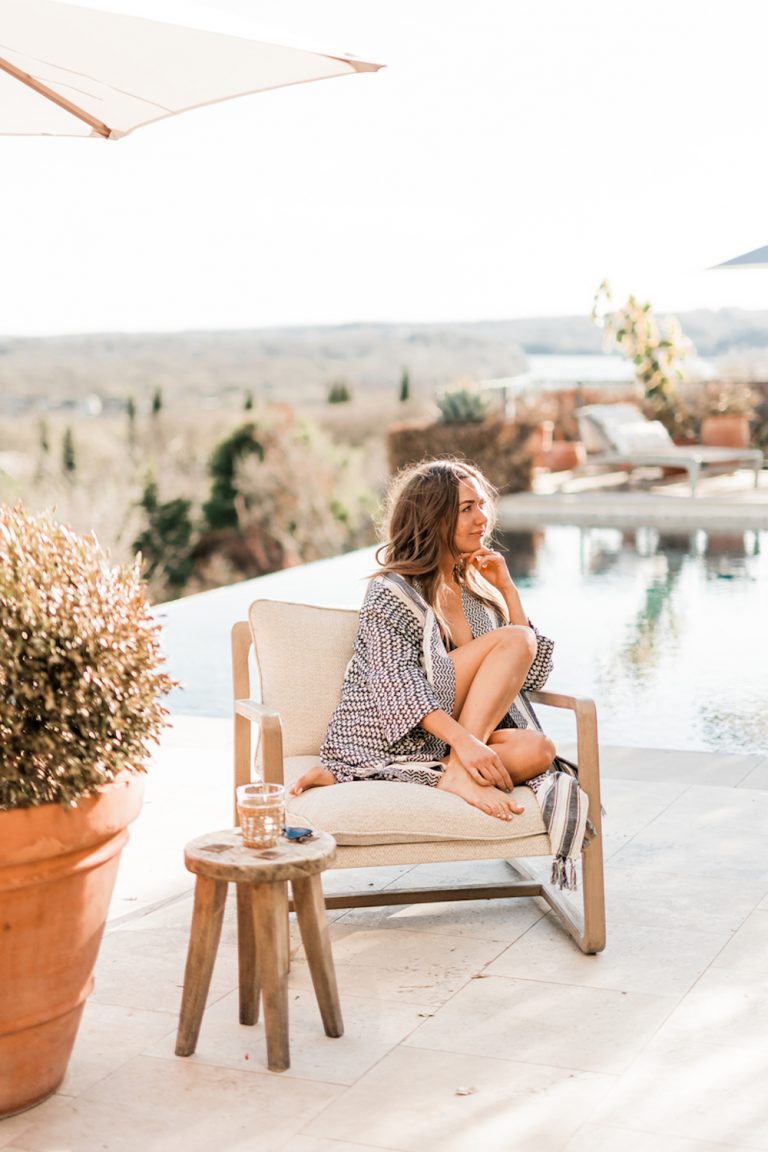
[
  {"left": 464, "top": 546, "right": 513, "bottom": 593},
  {"left": 452, "top": 731, "right": 514, "bottom": 790}
]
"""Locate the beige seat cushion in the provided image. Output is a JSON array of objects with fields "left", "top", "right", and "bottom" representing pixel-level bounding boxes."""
[{"left": 283, "top": 756, "right": 546, "bottom": 847}]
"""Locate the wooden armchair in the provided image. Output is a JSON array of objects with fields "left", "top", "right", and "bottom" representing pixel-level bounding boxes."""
[{"left": 233, "top": 599, "right": 605, "bottom": 954}]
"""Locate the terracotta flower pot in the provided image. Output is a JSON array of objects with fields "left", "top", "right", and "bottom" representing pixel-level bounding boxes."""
[
  {"left": 0, "top": 772, "right": 144, "bottom": 1118},
  {"left": 700, "top": 415, "right": 751, "bottom": 449},
  {"left": 542, "top": 440, "right": 587, "bottom": 472}
]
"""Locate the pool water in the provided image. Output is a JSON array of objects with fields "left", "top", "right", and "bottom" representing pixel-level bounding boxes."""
[
  {"left": 161, "top": 526, "right": 767, "bottom": 756},
  {"left": 498, "top": 526, "right": 767, "bottom": 755}
]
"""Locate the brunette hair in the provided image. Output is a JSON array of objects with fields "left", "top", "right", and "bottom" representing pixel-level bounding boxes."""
[{"left": 375, "top": 458, "right": 507, "bottom": 634}]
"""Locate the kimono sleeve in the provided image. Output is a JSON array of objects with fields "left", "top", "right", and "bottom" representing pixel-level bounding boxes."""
[
  {"left": 359, "top": 582, "right": 444, "bottom": 746},
  {"left": 524, "top": 625, "right": 554, "bottom": 690}
]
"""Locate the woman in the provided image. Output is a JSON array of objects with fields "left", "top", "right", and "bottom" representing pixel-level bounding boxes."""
[{"left": 292, "top": 457, "right": 558, "bottom": 821}]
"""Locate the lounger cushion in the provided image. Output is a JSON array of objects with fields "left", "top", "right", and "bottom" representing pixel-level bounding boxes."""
[
  {"left": 283, "top": 756, "right": 547, "bottom": 845},
  {"left": 577, "top": 403, "right": 647, "bottom": 454},
  {"left": 611, "top": 419, "right": 672, "bottom": 454}
]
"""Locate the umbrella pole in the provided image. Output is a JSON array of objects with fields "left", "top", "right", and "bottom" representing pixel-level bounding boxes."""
[{"left": 0, "top": 56, "right": 111, "bottom": 137}]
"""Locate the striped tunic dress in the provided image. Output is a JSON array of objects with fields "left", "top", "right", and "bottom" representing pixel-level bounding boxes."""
[{"left": 321, "top": 574, "right": 555, "bottom": 784}]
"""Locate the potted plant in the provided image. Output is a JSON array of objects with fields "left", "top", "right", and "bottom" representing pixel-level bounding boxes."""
[
  {"left": 0, "top": 504, "right": 173, "bottom": 1118},
  {"left": 698, "top": 380, "right": 757, "bottom": 448}
]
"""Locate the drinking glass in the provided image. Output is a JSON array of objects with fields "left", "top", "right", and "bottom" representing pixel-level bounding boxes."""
[{"left": 236, "top": 782, "right": 285, "bottom": 849}]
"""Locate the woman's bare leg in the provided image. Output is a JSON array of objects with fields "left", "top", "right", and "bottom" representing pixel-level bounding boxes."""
[
  {"left": 290, "top": 766, "right": 335, "bottom": 795},
  {"left": 451, "top": 624, "right": 537, "bottom": 741},
  {"left": 436, "top": 763, "right": 525, "bottom": 818},
  {"left": 488, "top": 728, "right": 556, "bottom": 783}
]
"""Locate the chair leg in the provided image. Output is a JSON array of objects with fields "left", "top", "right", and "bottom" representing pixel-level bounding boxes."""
[
  {"left": 292, "top": 874, "right": 344, "bottom": 1039},
  {"left": 175, "top": 875, "right": 228, "bottom": 1056},
  {"left": 236, "top": 882, "right": 259, "bottom": 1025},
  {"left": 507, "top": 854, "right": 606, "bottom": 955},
  {"left": 251, "top": 881, "right": 291, "bottom": 1072}
]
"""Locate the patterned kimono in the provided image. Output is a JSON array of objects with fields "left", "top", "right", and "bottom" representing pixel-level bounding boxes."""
[
  {"left": 321, "top": 573, "right": 554, "bottom": 783},
  {"left": 321, "top": 572, "right": 590, "bottom": 890}
]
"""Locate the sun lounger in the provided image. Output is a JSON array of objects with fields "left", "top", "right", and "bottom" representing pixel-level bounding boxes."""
[{"left": 576, "top": 403, "right": 763, "bottom": 497}]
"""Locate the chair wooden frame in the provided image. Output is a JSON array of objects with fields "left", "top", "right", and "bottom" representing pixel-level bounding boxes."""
[{"left": 232, "top": 618, "right": 606, "bottom": 955}]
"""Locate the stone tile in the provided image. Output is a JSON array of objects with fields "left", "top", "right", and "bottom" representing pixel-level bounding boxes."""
[
  {"left": 148, "top": 984, "right": 424, "bottom": 1086},
  {"left": 594, "top": 1042, "right": 768, "bottom": 1148},
  {"left": 596, "top": 746, "right": 760, "bottom": 788},
  {"left": 9, "top": 1056, "right": 341, "bottom": 1152},
  {"left": 710, "top": 909, "right": 768, "bottom": 976},
  {"left": 333, "top": 892, "right": 544, "bottom": 943},
  {"left": 91, "top": 921, "right": 237, "bottom": 1015},
  {"left": 281, "top": 1139, "right": 400, "bottom": 1152},
  {"left": 598, "top": 777, "right": 691, "bottom": 859},
  {"left": 320, "top": 863, "right": 416, "bottom": 899},
  {"left": 603, "top": 864, "right": 763, "bottom": 931},
  {"left": 486, "top": 912, "right": 734, "bottom": 997},
  {"left": 646, "top": 966, "right": 768, "bottom": 1056},
  {"left": 563, "top": 1124, "right": 749, "bottom": 1151},
  {"left": 109, "top": 737, "right": 233, "bottom": 923},
  {"left": 0, "top": 1099, "right": 64, "bottom": 1152},
  {"left": 304, "top": 1045, "right": 615, "bottom": 1152},
  {"left": 313, "top": 925, "right": 507, "bottom": 1007},
  {"left": 58, "top": 1000, "right": 178, "bottom": 1098},
  {"left": 738, "top": 757, "right": 768, "bottom": 792},
  {"left": 405, "top": 974, "right": 678, "bottom": 1074}
]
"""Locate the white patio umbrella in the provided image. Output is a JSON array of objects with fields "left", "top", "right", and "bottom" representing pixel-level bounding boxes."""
[
  {"left": 712, "top": 245, "right": 768, "bottom": 269},
  {"left": 0, "top": 0, "right": 381, "bottom": 139}
]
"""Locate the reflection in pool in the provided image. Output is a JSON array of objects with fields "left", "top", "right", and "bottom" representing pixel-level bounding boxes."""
[{"left": 498, "top": 526, "right": 767, "bottom": 755}]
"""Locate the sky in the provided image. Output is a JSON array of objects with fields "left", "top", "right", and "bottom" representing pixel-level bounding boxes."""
[{"left": 3, "top": 0, "right": 768, "bottom": 337}]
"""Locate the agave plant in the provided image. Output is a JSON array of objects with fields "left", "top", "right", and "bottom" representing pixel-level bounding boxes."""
[
  {"left": 435, "top": 385, "right": 490, "bottom": 425},
  {"left": 0, "top": 504, "right": 174, "bottom": 809}
]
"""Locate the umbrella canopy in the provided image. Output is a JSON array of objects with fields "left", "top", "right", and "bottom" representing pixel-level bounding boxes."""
[
  {"left": 712, "top": 245, "right": 768, "bottom": 269},
  {"left": 0, "top": 0, "right": 381, "bottom": 139}
]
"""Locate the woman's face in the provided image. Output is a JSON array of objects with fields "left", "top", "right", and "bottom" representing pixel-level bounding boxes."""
[{"left": 451, "top": 477, "right": 490, "bottom": 557}]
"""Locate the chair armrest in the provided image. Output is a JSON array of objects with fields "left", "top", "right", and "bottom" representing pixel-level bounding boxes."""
[{"left": 234, "top": 697, "right": 286, "bottom": 788}]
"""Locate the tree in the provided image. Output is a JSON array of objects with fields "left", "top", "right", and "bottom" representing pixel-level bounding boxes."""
[
  {"left": 62, "top": 427, "right": 76, "bottom": 474},
  {"left": 133, "top": 477, "right": 195, "bottom": 594},
  {"left": 126, "top": 396, "right": 137, "bottom": 446},
  {"left": 202, "top": 422, "right": 265, "bottom": 530},
  {"left": 243, "top": 391, "right": 254, "bottom": 411},
  {"left": 399, "top": 368, "right": 410, "bottom": 403},
  {"left": 151, "top": 387, "right": 163, "bottom": 416},
  {"left": 327, "top": 379, "right": 352, "bottom": 404}
]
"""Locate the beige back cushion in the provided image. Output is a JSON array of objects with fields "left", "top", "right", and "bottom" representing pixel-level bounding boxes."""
[{"left": 248, "top": 599, "right": 360, "bottom": 757}]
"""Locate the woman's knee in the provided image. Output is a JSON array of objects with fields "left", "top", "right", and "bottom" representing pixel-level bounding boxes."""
[
  {"left": 537, "top": 733, "right": 557, "bottom": 769},
  {"left": 496, "top": 624, "right": 537, "bottom": 666}
]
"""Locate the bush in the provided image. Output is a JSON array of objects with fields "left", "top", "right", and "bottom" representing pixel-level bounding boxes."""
[{"left": 0, "top": 504, "right": 173, "bottom": 809}]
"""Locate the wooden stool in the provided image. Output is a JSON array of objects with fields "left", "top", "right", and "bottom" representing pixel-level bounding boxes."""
[{"left": 175, "top": 828, "right": 342, "bottom": 1072}]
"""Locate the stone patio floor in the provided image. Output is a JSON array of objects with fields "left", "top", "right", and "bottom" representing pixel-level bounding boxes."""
[
  {"left": 3, "top": 466, "right": 767, "bottom": 1151},
  {"left": 2, "top": 716, "right": 768, "bottom": 1152}
]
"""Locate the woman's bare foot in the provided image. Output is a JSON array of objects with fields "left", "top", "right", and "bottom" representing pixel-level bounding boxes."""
[
  {"left": 436, "top": 762, "right": 525, "bottom": 819},
  {"left": 290, "top": 766, "right": 336, "bottom": 796}
]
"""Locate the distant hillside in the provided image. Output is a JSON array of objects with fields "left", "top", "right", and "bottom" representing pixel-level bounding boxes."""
[
  {"left": 0, "top": 322, "right": 529, "bottom": 414},
  {"left": 2, "top": 308, "right": 768, "bottom": 414}
]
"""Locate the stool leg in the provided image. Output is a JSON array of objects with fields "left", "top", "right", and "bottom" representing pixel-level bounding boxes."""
[
  {"left": 251, "top": 881, "right": 290, "bottom": 1072},
  {"left": 292, "top": 874, "right": 344, "bottom": 1039},
  {"left": 236, "top": 882, "right": 259, "bottom": 1025},
  {"left": 175, "top": 875, "right": 227, "bottom": 1056}
]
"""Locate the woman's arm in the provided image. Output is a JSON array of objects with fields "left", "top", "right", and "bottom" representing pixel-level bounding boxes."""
[
  {"left": 468, "top": 547, "right": 555, "bottom": 688},
  {"left": 419, "top": 709, "right": 511, "bottom": 789}
]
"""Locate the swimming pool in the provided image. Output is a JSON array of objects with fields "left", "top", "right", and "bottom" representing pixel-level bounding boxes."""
[
  {"left": 498, "top": 525, "right": 767, "bottom": 755},
  {"left": 160, "top": 526, "right": 767, "bottom": 755}
]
